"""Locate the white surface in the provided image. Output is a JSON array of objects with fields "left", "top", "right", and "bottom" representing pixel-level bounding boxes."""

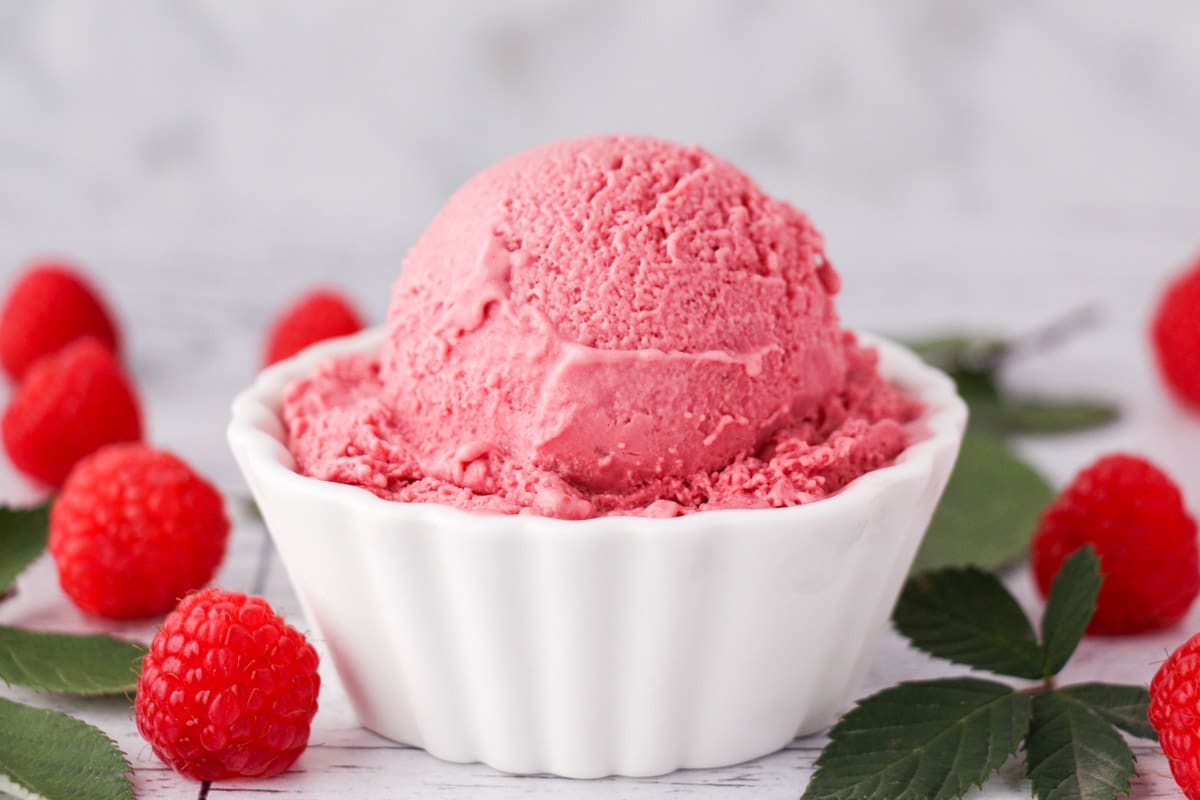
[
  {"left": 0, "top": 488, "right": 1185, "bottom": 799},
  {"left": 1, "top": 1, "right": 1199, "bottom": 796},
  {"left": 0, "top": 303, "right": 1191, "bottom": 796},
  {"left": 228, "top": 328, "right": 965, "bottom": 778}
]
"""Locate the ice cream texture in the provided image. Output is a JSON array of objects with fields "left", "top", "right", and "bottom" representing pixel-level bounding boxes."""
[{"left": 283, "top": 135, "right": 918, "bottom": 519}]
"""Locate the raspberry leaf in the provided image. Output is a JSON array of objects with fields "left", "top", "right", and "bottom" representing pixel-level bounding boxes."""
[
  {"left": 893, "top": 568, "right": 1044, "bottom": 679},
  {"left": 987, "top": 400, "right": 1118, "bottom": 436},
  {"left": 907, "top": 328, "right": 1116, "bottom": 437},
  {"left": 239, "top": 494, "right": 263, "bottom": 522},
  {"left": 1056, "top": 683, "right": 1155, "bottom": 741},
  {"left": 1040, "top": 547, "right": 1102, "bottom": 677},
  {"left": 0, "top": 625, "right": 143, "bottom": 695},
  {"left": 0, "top": 696, "right": 134, "bottom": 800},
  {"left": 906, "top": 335, "right": 1008, "bottom": 374},
  {"left": 0, "top": 502, "right": 51, "bottom": 594},
  {"left": 802, "top": 678, "right": 1032, "bottom": 800},
  {"left": 1025, "top": 690, "right": 1136, "bottom": 800},
  {"left": 911, "top": 432, "right": 1054, "bottom": 573}
]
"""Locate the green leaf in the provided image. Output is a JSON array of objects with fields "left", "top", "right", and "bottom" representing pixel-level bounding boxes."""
[
  {"left": 802, "top": 678, "right": 1033, "bottom": 800},
  {"left": 1026, "top": 690, "right": 1136, "bottom": 800},
  {"left": 238, "top": 494, "right": 263, "bottom": 522},
  {"left": 0, "top": 626, "right": 143, "bottom": 696},
  {"left": 894, "top": 568, "right": 1043, "bottom": 679},
  {"left": 1040, "top": 547, "right": 1102, "bottom": 677},
  {"left": 1057, "top": 683, "right": 1155, "bottom": 742},
  {"left": 950, "top": 367, "right": 1003, "bottom": 408},
  {"left": 991, "top": 400, "right": 1118, "bottom": 436},
  {"left": 968, "top": 396, "right": 1118, "bottom": 437},
  {"left": 911, "top": 432, "right": 1055, "bottom": 573},
  {"left": 0, "top": 696, "right": 134, "bottom": 800},
  {"left": 905, "top": 336, "right": 1005, "bottom": 421},
  {"left": 906, "top": 335, "right": 1008, "bottom": 373},
  {"left": 0, "top": 503, "right": 51, "bottom": 594},
  {"left": 906, "top": 330, "right": 1116, "bottom": 437}
]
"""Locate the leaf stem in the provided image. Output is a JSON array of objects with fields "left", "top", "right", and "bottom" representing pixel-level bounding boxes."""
[
  {"left": 1022, "top": 678, "right": 1057, "bottom": 697},
  {"left": 995, "top": 304, "right": 1101, "bottom": 367}
]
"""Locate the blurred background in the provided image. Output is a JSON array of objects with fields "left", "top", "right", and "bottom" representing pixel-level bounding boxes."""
[{"left": 1, "top": 0, "right": 1198, "bottom": 493}]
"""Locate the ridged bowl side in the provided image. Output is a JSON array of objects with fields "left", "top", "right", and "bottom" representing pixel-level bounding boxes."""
[{"left": 229, "top": 328, "right": 966, "bottom": 778}]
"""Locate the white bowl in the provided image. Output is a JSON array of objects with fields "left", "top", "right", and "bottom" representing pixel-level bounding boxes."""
[{"left": 228, "top": 327, "right": 966, "bottom": 779}]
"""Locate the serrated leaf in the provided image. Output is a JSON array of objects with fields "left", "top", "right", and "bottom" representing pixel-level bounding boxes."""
[
  {"left": 0, "top": 696, "right": 134, "bottom": 800},
  {"left": 991, "top": 400, "right": 1118, "bottom": 435},
  {"left": 1026, "top": 690, "right": 1136, "bottom": 800},
  {"left": 802, "top": 678, "right": 1033, "bottom": 800},
  {"left": 0, "top": 503, "right": 51, "bottom": 594},
  {"left": 906, "top": 327, "right": 1116, "bottom": 437},
  {"left": 0, "top": 626, "right": 143, "bottom": 696},
  {"left": 1057, "top": 684, "right": 1155, "bottom": 742},
  {"left": 911, "top": 432, "right": 1054, "bottom": 573},
  {"left": 1041, "top": 547, "right": 1102, "bottom": 677},
  {"left": 951, "top": 367, "right": 1003, "bottom": 407},
  {"left": 894, "top": 568, "right": 1043, "bottom": 679},
  {"left": 906, "top": 335, "right": 1008, "bottom": 373},
  {"left": 968, "top": 396, "right": 1118, "bottom": 438}
]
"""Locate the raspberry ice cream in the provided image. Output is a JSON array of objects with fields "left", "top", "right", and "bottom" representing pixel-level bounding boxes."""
[{"left": 283, "top": 135, "right": 918, "bottom": 519}]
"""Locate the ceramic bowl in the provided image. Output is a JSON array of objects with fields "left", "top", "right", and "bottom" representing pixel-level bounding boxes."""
[{"left": 228, "top": 327, "right": 966, "bottom": 778}]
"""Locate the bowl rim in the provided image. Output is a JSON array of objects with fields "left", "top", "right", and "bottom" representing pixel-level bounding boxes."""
[{"left": 228, "top": 326, "right": 967, "bottom": 533}]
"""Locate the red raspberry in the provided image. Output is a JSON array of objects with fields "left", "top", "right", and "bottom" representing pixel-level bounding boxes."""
[
  {"left": 263, "top": 289, "right": 364, "bottom": 366},
  {"left": 1031, "top": 453, "right": 1199, "bottom": 634},
  {"left": 0, "top": 260, "right": 120, "bottom": 381},
  {"left": 3, "top": 337, "right": 142, "bottom": 486},
  {"left": 136, "top": 588, "right": 320, "bottom": 781},
  {"left": 49, "top": 443, "right": 229, "bottom": 618},
  {"left": 1150, "top": 631, "right": 1200, "bottom": 799},
  {"left": 1153, "top": 255, "right": 1200, "bottom": 409}
]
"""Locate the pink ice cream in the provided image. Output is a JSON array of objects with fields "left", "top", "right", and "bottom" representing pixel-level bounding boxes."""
[{"left": 283, "top": 135, "right": 918, "bottom": 519}]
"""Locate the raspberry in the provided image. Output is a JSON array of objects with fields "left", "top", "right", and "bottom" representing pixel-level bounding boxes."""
[
  {"left": 1151, "top": 631, "right": 1200, "bottom": 799},
  {"left": 1031, "top": 453, "right": 1199, "bottom": 634},
  {"left": 263, "top": 289, "right": 364, "bottom": 366},
  {"left": 49, "top": 443, "right": 229, "bottom": 618},
  {"left": 1153, "top": 255, "right": 1200, "bottom": 409},
  {"left": 0, "top": 260, "right": 120, "bottom": 381},
  {"left": 136, "top": 588, "right": 320, "bottom": 781},
  {"left": 3, "top": 337, "right": 142, "bottom": 486}
]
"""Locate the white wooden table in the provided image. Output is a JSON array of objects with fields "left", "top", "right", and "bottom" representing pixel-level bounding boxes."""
[
  {"left": 0, "top": 480, "right": 1185, "bottom": 799},
  {"left": 0, "top": 227, "right": 1196, "bottom": 798}
]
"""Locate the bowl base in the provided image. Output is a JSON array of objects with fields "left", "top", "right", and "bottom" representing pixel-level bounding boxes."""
[{"left": 360, "top": 721, "right": 798, "bottom": 780}]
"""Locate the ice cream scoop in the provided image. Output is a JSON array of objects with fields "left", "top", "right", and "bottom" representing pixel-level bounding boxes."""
[
  {"left": 284, "top": 135, "right": 916, "bottom": 518},
  {"left": 381, "top": 136, "right": 850, "bottom": 495}
]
